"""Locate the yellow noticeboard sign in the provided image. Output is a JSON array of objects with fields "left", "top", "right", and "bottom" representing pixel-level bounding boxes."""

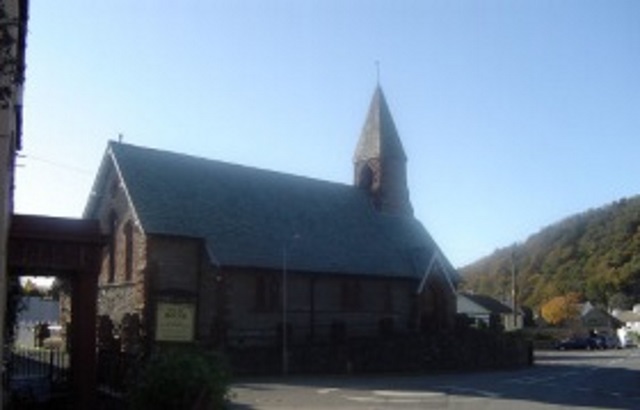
[{"left": 155, "top": 302, "right": 195, "bottom": 342}]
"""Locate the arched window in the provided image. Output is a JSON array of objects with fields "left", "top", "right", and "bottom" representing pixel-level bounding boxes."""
[
  {"left": 108, "top": 211, "right": 118, "bottom": 283},
  {"left": 254, "top": 275, "right": 279, "bottom": 311},
  {"left": 383, "top": 282, "right": 393, "bottom": 313},
  {"left": 357, "top": 164, "right": 374, "bottom": 190},
  {"left": 254, "top": 275, "right": 267, "bottom": 311},
  {"left": 124, "top": 220, "right": 134, "bottom": 281},
  {"left": 341, "top": 279, "right": 362, "bottom": 311}
]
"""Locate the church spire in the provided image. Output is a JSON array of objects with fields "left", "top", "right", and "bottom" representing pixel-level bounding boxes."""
[
  {"left": 354, "top": 85, "right": 407, "bottom": 163},
  {"left": 354, "top": 86, "right": 413, "bottom": 216}
]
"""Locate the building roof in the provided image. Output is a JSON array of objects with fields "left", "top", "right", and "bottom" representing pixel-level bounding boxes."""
[
  {"left": 613, "top": 310, "right": 640, "bottom": 324},
  {"left": 458, "top": 293, "right": 513, "bottom": 315},
  {"left": 18, "top": 296, "right": 60, "bottom": 324},
  {"left": 86, "top": 142, "right": 455, "bottom": 280},
  {"left": 581, "top": 305, "right": 623, "bottom": 328},
  {"left": 353, "top": 86, "right": 407, "bottom": 163}
]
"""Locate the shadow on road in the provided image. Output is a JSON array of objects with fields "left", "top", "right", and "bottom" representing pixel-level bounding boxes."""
[{"left": 229, "top": 349, "right": 640, "bottom": 409}]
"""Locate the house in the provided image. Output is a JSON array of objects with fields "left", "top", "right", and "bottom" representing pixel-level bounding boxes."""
[
  {"left": 612, "top": 305, "right": 640, "bottom": 346},
  {"left": 580, "top": 302, "right": 622, "bottom": 335},
  {"left": 457, "top": 293, "right": 521, "bottom": 331},
  {"left": 83, "top": 86, "right": 458, "bottom": 357},
  {"left": 612, "top": 305, "right": 640, "bottom": 332}
]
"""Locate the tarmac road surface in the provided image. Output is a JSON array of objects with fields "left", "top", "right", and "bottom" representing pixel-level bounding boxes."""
[{"left": 229, "top": 348, "right": 640, "bottom": 409}]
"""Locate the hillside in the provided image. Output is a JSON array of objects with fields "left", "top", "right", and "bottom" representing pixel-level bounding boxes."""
[{"left": 460, "top": 196, "right": 640, "bottom": 311}]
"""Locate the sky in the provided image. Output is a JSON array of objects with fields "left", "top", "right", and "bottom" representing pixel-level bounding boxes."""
[{"left": 14, "top": 1, "right": 640, "bottom": 268}]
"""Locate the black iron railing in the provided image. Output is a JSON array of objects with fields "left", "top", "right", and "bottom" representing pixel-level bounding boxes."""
[{"left": 5, "top": 348, "right": 70, "bottom": 405}]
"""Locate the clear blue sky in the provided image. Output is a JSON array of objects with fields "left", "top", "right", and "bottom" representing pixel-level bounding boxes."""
[{"left": 15, "top": 1, "right": 640, "bottom": 268}]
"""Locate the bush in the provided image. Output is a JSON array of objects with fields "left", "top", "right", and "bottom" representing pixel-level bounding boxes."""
[{"left": 128, "top": 347, "right": 230, "bottom": 409}]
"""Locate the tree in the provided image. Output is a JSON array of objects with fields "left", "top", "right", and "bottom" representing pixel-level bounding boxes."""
[
  {"left": 540, "top": 293, "right": 582, "bottom": 326},
  {"left": 461, "top": 195, "right": 640, "bottom": 313},
  {"left": 21, "top": 278, "right": 43, "bottom": 296},
  {"left": 129, "top": 347, "right": 230, "bottom": 409},
  {"left": 585, "top": 276, "right": 614, "bottom": 307},
  {"left": 48, "top": 278, "right": 70, "bottom": 301},
  {"left": 609, "top": 292, "right": 634, "bottom": 311},
  {"left": 0, "top": 2, "right": 22, "bottom": 108}
]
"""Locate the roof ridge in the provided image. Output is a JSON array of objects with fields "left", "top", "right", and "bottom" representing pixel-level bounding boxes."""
[
  {"left": 109, "top": 140, "right": 353, "bottom": 190},
  {"left": 92, "top": 140, "right": 439, "bottom": 278}
]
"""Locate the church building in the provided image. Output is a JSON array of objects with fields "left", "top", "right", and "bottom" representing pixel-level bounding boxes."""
[{"left": 83, "top": 86, "right": 458, "bottom": 356}]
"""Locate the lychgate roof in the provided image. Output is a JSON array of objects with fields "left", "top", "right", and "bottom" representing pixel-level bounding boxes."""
[{"left": 86, "top": 142, "right": 453, "bottom": 280}]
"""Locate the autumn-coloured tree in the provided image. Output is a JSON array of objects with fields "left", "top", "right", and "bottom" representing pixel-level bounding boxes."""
[
  {"left": 540, "top": 292, "right": 582, "bottom": 326},
  {"left": 21, "top": 278, "right": 43, "bottom": 296}
]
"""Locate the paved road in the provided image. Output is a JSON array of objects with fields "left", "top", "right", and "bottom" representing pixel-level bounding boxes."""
[{"left": 229, "top": 349, "right": 640, "bottom": 409}]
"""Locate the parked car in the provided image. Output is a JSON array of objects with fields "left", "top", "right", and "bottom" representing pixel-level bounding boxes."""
[
  {"left": 598, "top": 335, "right": 622, "bottom": 349},
  {"left": 555, "top": 337, "right": 587, "bottom": 350},
  {"left": 617, "top": 329, "right": 637, "bottom": 348},
  {"left": 555, "top": 336, "right": 599, "bottom": 350},
  {"left": 622, "top": 335, "right": 637, "bottom": 348}
]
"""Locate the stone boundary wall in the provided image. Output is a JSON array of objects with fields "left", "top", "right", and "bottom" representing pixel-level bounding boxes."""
[{"left": 227, "top": 327, "right": 532, "bottom": 376}]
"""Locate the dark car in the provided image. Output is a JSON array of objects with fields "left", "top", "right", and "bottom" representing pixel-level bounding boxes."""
[
  {"left": 555, "top": 336, "right": 598, "bottom": 350},
  {"left": 594, "top": 334, "right": 622, "bottom": 349}
]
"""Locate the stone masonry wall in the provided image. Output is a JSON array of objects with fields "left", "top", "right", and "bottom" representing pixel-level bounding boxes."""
[
  {"left": 95, "top": 170, "right": 147, "bottom": 326},
  {"left": 202, "top": 268, "right": 419, "bottom": 346}
]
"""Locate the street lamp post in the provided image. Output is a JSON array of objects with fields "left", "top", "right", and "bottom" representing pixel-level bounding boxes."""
[
  {"left": 282, "top": 234, "right": 300, "bottom": 376},
  {"left": 511, "top": 248, "right": 518, "bottom": 329},
  {"left": 282, "top": 243, "right": 288, "bottom": 376}
]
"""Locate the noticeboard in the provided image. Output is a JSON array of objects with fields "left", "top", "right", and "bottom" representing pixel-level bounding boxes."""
[{"left": 155, "top": 302, "right": 195, "bottom": 342}]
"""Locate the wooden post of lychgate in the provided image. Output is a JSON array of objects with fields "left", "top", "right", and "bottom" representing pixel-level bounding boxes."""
[{"left": 70, "top": 261, "right": 99, "bottom": 409}]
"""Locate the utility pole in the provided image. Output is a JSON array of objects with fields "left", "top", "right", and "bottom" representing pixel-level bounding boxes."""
[
  {"left": 282, "top": 233, "right": 300, "bottom": 376},
  {"left": 511, "top": 248, "right": 518, "bottom": 329},
  {"left": 282, "top": 243, "right": 288, "bottom": 376}
]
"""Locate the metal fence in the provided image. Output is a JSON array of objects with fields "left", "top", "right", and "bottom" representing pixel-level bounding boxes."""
[
  {"left": 5, "top": 348, "right": 70, "bottom": 406},
  {"left": 97, "top": 350, "right": 141, "bottom": 394}
]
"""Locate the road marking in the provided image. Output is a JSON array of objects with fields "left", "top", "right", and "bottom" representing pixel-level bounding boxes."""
[
  {"left": 317, "top": 388, "right": 338, "bottom": 394},
  {"left": 505, "top": 376, "right": 557, "bottom": 385},
  {"left": 344, "top": 390, "right": 445, "bottom": 404},
  {"left": 345, "top": 395, "right": 434, "bottom": 404},
  {"left": 343, "top": 387, "right": 499, "bottom": 405},
  {"left": 436, "top": 385, "right": 500, "bottom": 399},
  {"left": 372, "top": 390, "right": 445, "bottom": 398}
]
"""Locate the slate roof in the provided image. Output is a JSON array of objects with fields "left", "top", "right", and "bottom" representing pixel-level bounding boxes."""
[
  {"left": 459, "top": 293, "right": 513, "bottom": 315},
  {"left": 354, "top": 86, "right": 407, "bottom": 162},
  {"left": 581, "top": 304, "right": 623, "bottom": 327},
  {"left": 18, "top": 297, "right": 60, "bottom": 323},
  {"left": 86, "top": 142, "right": 454, "bottom": 280},
  {"left": 613, "top": 310, "right": 640, "bottom": 324}
]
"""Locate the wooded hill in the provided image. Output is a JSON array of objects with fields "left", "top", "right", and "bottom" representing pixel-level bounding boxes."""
[{"left": 460, "top": 196, "right": 640, "bottom": 312}]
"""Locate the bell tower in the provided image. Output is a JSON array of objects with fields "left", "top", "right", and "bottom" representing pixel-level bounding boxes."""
[{"left": 353, "top": 86, "right": 413, "bottom": 216}]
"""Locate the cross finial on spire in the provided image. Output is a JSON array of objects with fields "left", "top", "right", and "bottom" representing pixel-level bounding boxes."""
[{"left": 375, "top": 60, "right": 380, "bottom": 85}]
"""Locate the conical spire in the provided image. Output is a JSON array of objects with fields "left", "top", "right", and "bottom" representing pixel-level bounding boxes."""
[
  {"left": 353, "top": 86, "right": 407, "bottom": 163},
  {"left": 353, "top": 85, "right": 412, "bottom": 216}
]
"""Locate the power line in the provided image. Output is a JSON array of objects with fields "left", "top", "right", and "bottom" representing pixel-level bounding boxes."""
[{"left": 17, "top": 153, "right": 93, "bottom": 176}]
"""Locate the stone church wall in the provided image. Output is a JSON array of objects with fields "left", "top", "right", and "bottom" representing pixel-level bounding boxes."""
[
  {"left": 203, "top": 267, "right": 419, "bottom": 346},
  {"left": 91, "top": 206, "right": 445, "bottom": 354}
]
